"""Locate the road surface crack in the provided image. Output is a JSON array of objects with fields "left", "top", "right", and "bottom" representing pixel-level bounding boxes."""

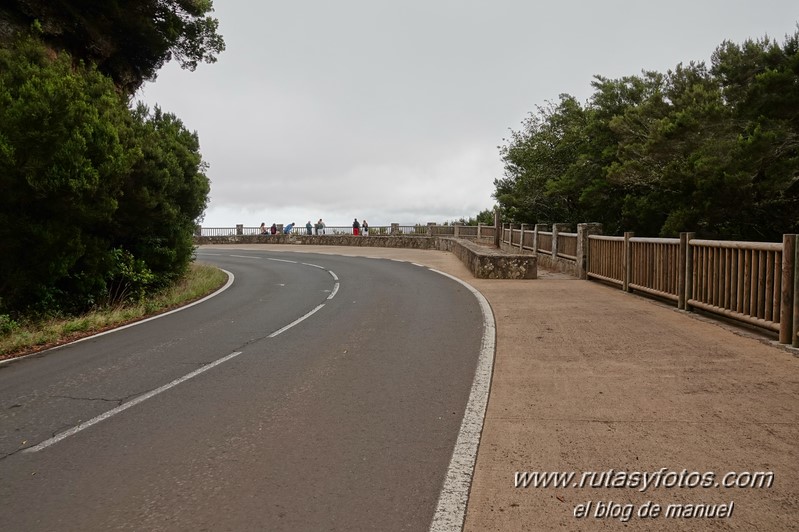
[{"left": 52, "top": 394, "right": 123, "bottom": 404}]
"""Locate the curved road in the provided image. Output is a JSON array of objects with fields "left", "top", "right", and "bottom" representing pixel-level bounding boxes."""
[{"left": 0, "top": 249, "right": 490, "bottom": 531}]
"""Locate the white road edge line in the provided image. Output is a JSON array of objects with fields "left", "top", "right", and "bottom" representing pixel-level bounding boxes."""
[
  {"left": 24, "top": 351, "right": 244, "bottom": 453},
  {"left": 427, "top": 269, "right": 496, "bottom": 532},
  {"left": 0, "top": 269, "right": 236, "bottom": 367},
  {"left": 229, "top": 254, "right": 262, "bottom": 259}
]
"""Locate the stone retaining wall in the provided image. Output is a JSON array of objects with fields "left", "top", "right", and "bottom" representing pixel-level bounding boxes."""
[
  {"left": 498, "top": 241, "right": 577, "bottom": 277},
  {"left": 440, "top": 238, "right": 537, "bottom": 279},
  {"left": 195, "top": 235, "right": 537, "bottom": 279}
]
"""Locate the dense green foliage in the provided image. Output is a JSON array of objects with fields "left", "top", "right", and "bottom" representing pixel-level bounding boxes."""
[
  {"left": 496, "top": 30, "right": 799, "bottom": 239},
  {"left": 2, "top": 0, "right": 225, "bottom": 93},
  {"left": 0, "top": 37, "right": 210, "bottom": 316},
  {"left": 453, "top": 209, "right": 495, "bottom": 226}
]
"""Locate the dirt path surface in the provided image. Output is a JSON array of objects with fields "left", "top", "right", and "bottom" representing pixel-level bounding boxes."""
[{"left": 204, "top": 245, "right": 799, "bottom": 531}]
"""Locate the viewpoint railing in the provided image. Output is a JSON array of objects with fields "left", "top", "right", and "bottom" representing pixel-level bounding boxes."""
[
  {"left": 198, "top": 223, "right": 494, "bottom": 238},
  {"left": 200, "top": 221, "right": 798, "bottom": 346}
]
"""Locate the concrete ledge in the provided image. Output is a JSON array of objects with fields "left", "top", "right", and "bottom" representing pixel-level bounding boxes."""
[
  {"left": 195, "top": 235, "right": 537, "bottom": 279},
  {"left": 439, "top": 238, "right": 537, "bottom": 279}
]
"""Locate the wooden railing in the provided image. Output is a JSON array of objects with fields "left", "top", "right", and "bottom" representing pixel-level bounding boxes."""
[
  {"left": 587, "top": 236, "right": 624, "bottom": 287},
  {"left": 558, "top": 232, "right": 578, "bottom": 260},
  {"left": 688, "top": 239, "right": 785, "bottom": 333},
  {"left": 537, "top": 232, "right": 553, "bottom": 253},
  {"left": 481, "top": 226, "right": 497, "bottom": 238},
  {"left": 629, "top": 237, "right": 681, "bottom": 302},
  {"left": 586, "top": 232, "right": 798, "bottom": 345}
]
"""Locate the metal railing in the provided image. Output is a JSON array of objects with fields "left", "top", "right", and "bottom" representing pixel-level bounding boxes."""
[{"left": 198, "top": 224, "right": 486, "bottom": 238}]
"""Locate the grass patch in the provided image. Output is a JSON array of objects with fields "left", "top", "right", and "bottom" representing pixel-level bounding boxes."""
[{"left": 0, "top": 263, "right": 228, "bottom": 361}]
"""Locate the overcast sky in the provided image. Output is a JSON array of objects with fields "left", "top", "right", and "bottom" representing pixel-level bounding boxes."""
[{"left": 136, "top": 1, "right": 798, "bottom": 228}]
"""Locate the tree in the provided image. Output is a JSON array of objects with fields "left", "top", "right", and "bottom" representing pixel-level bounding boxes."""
[
  {"left": 1, "top": 0, "right": 225, "bottom": 93},
  {"left": 495, "top": 93, "right": 624, "bottom": 231},
  {"left": 603, "top": 64, "right": 742, "bottom": 236},
  {"left": 711, "top": 32, "right": 799, "bottom": 238},
  {"left": 113, "top": 104, "right": 210, "bottom": 286},
  {"left": 495, "top": 29, "right": 799, "bottom": 239},
  {"left": 0, "top": 37, "right": 132, "bottom": 313},
  {"left": 0, "top": 37, "right": 212, "bottom": 316}
]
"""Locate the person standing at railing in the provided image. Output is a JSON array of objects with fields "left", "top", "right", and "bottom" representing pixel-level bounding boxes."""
[
  {"left": 362, "top": 220, "right": 369, "bottom": 236},
  {"left": 284, "top": 222, "right": 295, "bottom": 235},
  {"left": 270, "top": 223, "right": 277, "bottom": 235},
  {"left": 260, "top": 222, "right": 267, "bottom": 235},
  {"left": 353, "top": 218, "right": 360, "bottom": 236},
  {"left": 306, "top": 221, "right": 313, "bottom": 235},
  {"left": 316, "top": 219, "right": 326, "bottom": 235}
]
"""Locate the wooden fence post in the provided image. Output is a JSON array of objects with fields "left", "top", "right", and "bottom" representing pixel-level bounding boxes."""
[
  {"left": 552, "top": 223, "right": 569, "bottom": 260},
  {"left": 780, "top": 234, "right": 796, "bottom": 344},
  {"left": 678, "top": 233, "right": 687, "bottom": 309},
  {"left": 794, "top": 234, "right": 799, "bottom": 347},
  {"left": 681, "top": 232, "right": 695, "bottom": 311},
  {"left": 577, "top": 223, "right": 602, "bottom": 280},
  {"left": 623, "top": 232, "right": 634, "bottom": 292},
  {"left": 533, "top": 224, "right": 547, "bottom": 253},
  {"left": 493, "top": 208, "right": 501, "bottom": 248},
  {"left": 519, "top": 224, "right": 526, "bottom": 250},
  {"left": 551, "top": 224, "right": 560, "bottom": 259}
]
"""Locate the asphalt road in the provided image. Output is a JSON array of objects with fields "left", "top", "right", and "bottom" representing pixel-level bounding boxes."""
[{"left": 0, "top": 249, "right": 486, "bottom": 531}]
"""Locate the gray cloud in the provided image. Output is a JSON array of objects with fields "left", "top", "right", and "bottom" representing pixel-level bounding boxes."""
[{"left": 136, "top": 0, "right": 798, "bottom": 227}]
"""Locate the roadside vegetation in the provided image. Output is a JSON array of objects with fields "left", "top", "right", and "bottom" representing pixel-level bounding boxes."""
[
  {"left": 0, "top": 3, "right": 225, "bottom": 330},
  {"left": 0, "top": 262, "right": 227, "bottom": 361},
  {"left": 495, "top": 29, "right": 799, "bottom": 240}
]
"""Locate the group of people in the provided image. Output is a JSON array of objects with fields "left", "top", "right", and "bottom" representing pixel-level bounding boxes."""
[
  {"left": 258, "top": 222, "right": 298, "bottom": 235},
  {"left": 259, "top": 218, "right": 369, "bottom": 236},
  {"left": 259, "top": 222, "right": 278, "bottom": 235},
  {"left": 352, "top": 218, "right": 369, "bottom": 236}
]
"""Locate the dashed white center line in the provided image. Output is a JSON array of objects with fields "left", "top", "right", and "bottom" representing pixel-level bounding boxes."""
[{"left": 24, "top": 256, "right": 342, "bottom": 453}]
